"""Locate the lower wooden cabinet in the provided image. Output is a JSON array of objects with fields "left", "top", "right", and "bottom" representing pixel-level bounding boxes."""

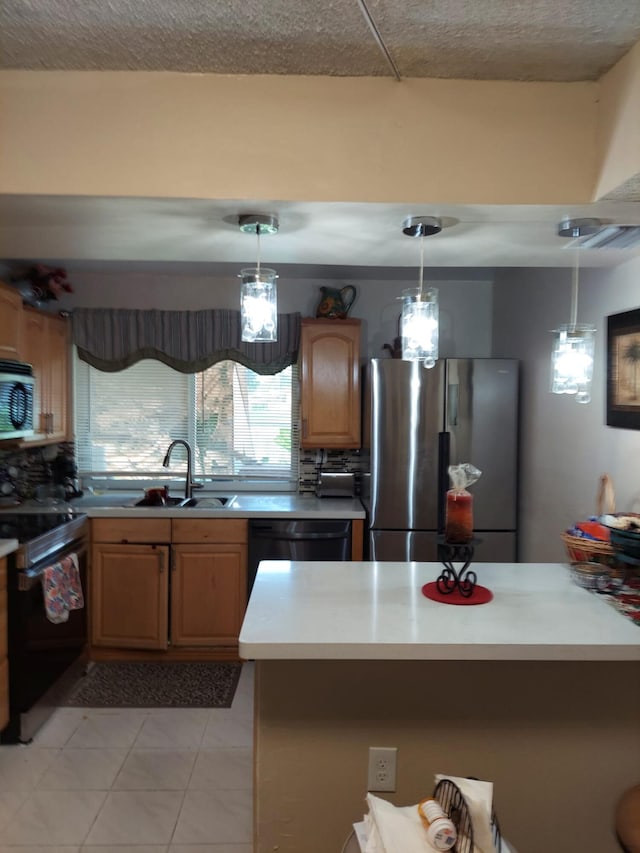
[
  {"left": 91, "top": 544, "right": 169, "bottom": 649},
  {"left": 171, "top": 544, "right": 247, "bottom": 646},
  {"left": 0, "top": 557, "right": 8, "bottom": 731},
  {"left": 90, "top": 518, "right": 247, "bottom": 654}
]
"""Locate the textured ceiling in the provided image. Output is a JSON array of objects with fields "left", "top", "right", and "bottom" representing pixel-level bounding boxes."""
[{"left": 2, "top": 0, "right": 640, "bottom": 82}]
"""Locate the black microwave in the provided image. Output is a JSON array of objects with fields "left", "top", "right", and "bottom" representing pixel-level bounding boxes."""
[{"left": 0, "top": 360, "right": 35, "bottom": 440}]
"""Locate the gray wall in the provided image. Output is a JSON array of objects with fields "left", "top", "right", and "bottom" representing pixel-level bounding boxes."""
[
  {"left": 58, "top": 266, "right": 494, "bottom": 359},
  {"left": 42, "top": 259, "right": 640, "bottom": 562},
  {"left": 493, "top": 257, "right": 640, "bottom": 561}
]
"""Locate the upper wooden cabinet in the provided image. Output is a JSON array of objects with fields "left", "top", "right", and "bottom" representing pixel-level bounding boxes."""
[
  {"left": 20, "top": 308, "right": 71, "bottom": 443},
  {"left": 0, "top": 282, "right": 22, "bottom": 360},
  {"left": 299, "top": 318, "right": 361, "bottom": 449}
]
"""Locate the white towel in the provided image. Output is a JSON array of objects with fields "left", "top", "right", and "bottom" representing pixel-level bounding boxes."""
[{"left": 364, "top": 793, "right": 437, "bottom": 853}]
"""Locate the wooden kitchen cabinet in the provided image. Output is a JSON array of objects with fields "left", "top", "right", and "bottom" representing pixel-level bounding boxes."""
[
  {"left": 0, "top": 282, "right": 22, "bottom": 360},
  {"left": 0, "top": 557, "right": 8, "bottom": 731},
  {"left": 91, "top": 519, "right": 171, "bottom": 650},
  {"left": 91, "top": 543, "right": 169, "bottom": 649},
  {"left": 300, "top": 318, "right": 361, "bottom": 448},
  {"left": 89, "top": 517, "right": 247, "bottom": 656},
  {"left": 171, "top": 519, "right": 247, "bottom": 647},
  {"left": 20, "top": 308, "right": 70, "bottom": 443}
]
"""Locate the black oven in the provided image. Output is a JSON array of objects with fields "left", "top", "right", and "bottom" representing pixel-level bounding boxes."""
[{"left": 0, "top": 511, "right": 88, "bottom": 744}]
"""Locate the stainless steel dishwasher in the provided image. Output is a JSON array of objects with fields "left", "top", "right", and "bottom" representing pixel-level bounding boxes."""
[{"left": 247, "top": 519, "right": 352, "bottom": 595}]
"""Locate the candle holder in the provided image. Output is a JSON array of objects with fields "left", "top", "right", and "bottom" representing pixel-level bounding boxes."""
[
  {"left": 421, "top": 537, "right": 493, "bottom": 606},
  {"left": 437, "top": 538, "right": 480, "bottom": 597}
]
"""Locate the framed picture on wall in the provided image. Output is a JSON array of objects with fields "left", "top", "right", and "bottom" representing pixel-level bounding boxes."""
[{"left": 607, "top": 308, "right": 640, "bottom": 429}]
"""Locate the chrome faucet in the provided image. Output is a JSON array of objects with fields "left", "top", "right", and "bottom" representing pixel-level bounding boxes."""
[{"left": 162, "top": 440, "right": 203, "bottom": 501}]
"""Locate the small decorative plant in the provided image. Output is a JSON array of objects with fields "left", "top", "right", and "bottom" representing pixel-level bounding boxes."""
[{"left": 15, "top": 264, "right": 73, "bottom": 303}]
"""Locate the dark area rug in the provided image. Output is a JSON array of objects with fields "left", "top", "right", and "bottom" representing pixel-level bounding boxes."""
[{"left": 63, "top": 661, "right": 242, "bottom": 708}]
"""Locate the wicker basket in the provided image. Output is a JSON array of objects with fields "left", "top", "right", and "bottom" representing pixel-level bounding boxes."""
[{"left": 562, "top": 474, "right": 621, "bottom": 568}]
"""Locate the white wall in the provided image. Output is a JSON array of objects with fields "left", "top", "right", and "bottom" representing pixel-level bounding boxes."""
[{"left": 493, "top": 257, "right": 640, "bottom": 561}]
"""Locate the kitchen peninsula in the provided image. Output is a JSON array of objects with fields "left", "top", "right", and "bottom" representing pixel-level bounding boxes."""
[{"left": 239, "top": 560, "right": 640, "bottom": 853}]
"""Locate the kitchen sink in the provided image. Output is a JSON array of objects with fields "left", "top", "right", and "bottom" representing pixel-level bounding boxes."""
[{"left": 131, "top": 495, "right": 237, "bottom": 509}]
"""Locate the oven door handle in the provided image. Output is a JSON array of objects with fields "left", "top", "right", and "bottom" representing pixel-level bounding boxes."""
[{"left": 18, "top": 540, "right": 88, "bottom": 590}]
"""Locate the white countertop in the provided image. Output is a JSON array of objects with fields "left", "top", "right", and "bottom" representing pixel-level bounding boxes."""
[
  {"left": 0, "top": 539, "right": 19, "bottom": 558},
  {"left": 239, "top": 561, "right": 640, "bottom": 662},
  {"left": 67, "top": 492, "right": 365, "bottom": 519}
]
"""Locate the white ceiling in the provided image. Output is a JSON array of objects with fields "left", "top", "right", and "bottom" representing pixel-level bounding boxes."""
[{"left": 1, "top": 1, "right": 640, "bottom": 273}]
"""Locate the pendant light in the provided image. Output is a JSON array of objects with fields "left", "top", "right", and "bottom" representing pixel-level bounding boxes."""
[
  {"left": 238, "top": 214, "right": 279, "bottom": 343},
  {"left": 401, "top": 216, "right": 441, "bottom": 367},
  {"left": 550, "top": 217, "right": 601, "bottom": 404}
]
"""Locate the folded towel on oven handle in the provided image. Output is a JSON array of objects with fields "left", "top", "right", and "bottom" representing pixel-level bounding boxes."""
[{"left": 40, "top": 552, "right": 85, "bottom": 624}]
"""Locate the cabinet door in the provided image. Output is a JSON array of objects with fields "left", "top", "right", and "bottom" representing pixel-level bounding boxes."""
[
  {"left": 300, "top": 319, "right": 361, "bottom": 448},
  {"left": 171, "top": 544, "right": 247, "bottom": 647},
  {"left": 20, "top": 309, "right": 70, "bottom": 442},
  {"left": 91, "top": 544, "right": 169, "bottom": 649},
  {"left": 0, "top": 283, "right": 22, "bottom": 359},
  {"left": 46, "top": 314, "right": 70, "bottom": 441}
]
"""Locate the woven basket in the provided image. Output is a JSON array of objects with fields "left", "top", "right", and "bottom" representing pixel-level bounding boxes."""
[{"left": 562, "top": 474, "right": 621, "bottom": 567}]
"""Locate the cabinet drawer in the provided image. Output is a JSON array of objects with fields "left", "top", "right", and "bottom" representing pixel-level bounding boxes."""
[
  {"left": 172, "top": 518, "right": 248, "bottom": 544},
  {"left": 92, "top": 518, "right": 171, "bottom": 543}
]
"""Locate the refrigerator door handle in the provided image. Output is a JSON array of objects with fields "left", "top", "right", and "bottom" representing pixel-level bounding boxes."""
[
  {"left": 447, "top": 383, "right": 459, "bottom": 427},
  {"left": 437, "top": 431, "right": 450, "bottom": 533}
]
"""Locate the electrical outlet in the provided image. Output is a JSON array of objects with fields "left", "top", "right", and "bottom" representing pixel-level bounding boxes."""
[{"left": 367, "top": 746, "right": 397, "bottom": 792}]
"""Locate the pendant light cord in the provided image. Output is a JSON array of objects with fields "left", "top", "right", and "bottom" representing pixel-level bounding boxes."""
[
  {"left": 419, "top": 234, "right": 425, "bottom": 297},
  {"left": 569, "top": 247, "right": 579, "bottom": 329},
  {"left": 256, "top": 225, "right": 261, "bottom": 277}
]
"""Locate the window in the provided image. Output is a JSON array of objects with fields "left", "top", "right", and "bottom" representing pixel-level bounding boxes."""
[{"left": 74, "top": 353, "right": 300, "bottom": 490}]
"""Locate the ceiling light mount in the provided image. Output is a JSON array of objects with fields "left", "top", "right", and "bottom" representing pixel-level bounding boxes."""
[
  {"left": 557, "top": 217, "right": 602, "bottom": 239},
  {"left": 402, "top": 216, "right": 443, "bottom": 238},
  {"left": 238, "top": 214, "right": 279, "bottom": 236}
]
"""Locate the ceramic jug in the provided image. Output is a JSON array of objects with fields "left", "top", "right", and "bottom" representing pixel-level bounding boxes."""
[{"left": 315, "top": 285, "right": 356, "bottom": 319}]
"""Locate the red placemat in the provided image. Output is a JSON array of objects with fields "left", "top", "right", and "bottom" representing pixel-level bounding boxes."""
[{"left": 422, "top": 581, "right": 493, "bottom": 605}]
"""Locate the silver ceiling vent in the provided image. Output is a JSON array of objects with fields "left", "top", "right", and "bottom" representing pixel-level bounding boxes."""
[{"left": 565, "top": 224, "right": 640, "bottom": 250}]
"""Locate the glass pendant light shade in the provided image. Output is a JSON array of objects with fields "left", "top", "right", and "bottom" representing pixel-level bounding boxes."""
[
  {"left": 240, "top": 267, "right": 278, "bottom": 343},
  {"left": 400, "top": 216, "right": 442, "bottom": 367},
  {"left": 550, "top": 218, "right": 602, "bottom": 405},
  {"left": 550, "top": 323, "right": 596, "bottom": 403},
  {"left": 238, "top": 214, "right": 279, "bottom": 343},
  {"left": 401, "top": 286, "right": 439, "bottom": 367}
]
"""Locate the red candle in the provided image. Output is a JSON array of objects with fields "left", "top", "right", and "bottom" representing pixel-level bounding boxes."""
[{"left": 445, "top": 489, "right": 474, "bottom": 543}]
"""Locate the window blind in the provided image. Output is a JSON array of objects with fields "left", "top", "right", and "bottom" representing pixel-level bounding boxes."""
[{"left": 75, "top": 353, "right": 300, "bottom": 489}]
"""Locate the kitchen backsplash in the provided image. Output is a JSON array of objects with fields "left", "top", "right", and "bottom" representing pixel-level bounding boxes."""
[
  {"left": 1, "top": 442, "right": 368, "bottom": 500},
  {"left": 0, "top": 442, "right": 75, "bottom": 503},
  {"left": 298, "top": 448, "right": 369, "bottom": 495}
]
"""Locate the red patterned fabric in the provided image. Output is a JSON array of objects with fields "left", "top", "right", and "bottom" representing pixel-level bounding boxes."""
[{"left": 41, "top": 553, "right": 84, "bottom": 623}]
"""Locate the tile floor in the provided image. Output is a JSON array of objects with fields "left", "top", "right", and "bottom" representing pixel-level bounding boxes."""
[{"left": 0, "top": 663, "right": 254, "bottom": 853}]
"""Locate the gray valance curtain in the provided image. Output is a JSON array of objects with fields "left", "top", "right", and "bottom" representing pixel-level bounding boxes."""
[{"left": 71, "top": 308, "right": 301, "bottom": 375}]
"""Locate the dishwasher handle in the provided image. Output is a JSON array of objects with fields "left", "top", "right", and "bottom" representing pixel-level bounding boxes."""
[{"left": 251, "top": 528, "right": 349, "bottom": 541}]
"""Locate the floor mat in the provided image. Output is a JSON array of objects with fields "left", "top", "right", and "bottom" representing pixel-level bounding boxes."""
[{"left": 63, "top": 661, "right": 242, "bottom": 708}]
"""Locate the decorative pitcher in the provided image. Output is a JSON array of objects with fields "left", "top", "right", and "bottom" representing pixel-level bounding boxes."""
[{"left": 315, "top": 285, "right": 356, "bottom": 319}]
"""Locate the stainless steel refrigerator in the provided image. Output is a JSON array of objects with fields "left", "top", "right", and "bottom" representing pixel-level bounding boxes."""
[{"left": 368, "top": 357, "right": 519, "bottom": 562}]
